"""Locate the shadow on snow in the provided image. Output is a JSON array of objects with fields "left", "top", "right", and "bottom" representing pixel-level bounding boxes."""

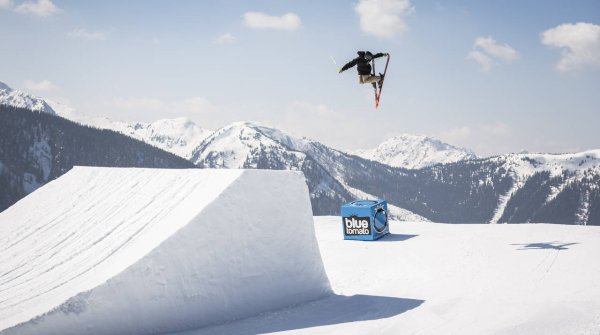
[
  {"left": 511, "top": 241, "right": 579, "bottom": 250},
  {"left": 378, "top": 233, "right": 418, "bottom": 242},
  {"left": 191, "top": 294, "right": 424, "bottom": 334}
]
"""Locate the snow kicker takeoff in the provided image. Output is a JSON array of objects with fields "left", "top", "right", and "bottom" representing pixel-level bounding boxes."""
[{"left": 339, "top": 51, "right": 390, "bottom": 108}]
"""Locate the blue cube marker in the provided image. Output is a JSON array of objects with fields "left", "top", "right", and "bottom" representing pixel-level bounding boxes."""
[{"left": 341, "top": 199, "right": 389, "bottom": 241}]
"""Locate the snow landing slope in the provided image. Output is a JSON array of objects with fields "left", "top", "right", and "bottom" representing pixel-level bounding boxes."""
[
  {"left": 180, "top": 217, "right": 600, "bottom": 335},
  {"left": 0, "top": 167, "right": 330, "bottom": 335}
]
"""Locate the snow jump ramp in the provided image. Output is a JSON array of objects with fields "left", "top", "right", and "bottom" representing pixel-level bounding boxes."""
[{"left": 0, "top": 167, "right": 331, "bottom": 335}]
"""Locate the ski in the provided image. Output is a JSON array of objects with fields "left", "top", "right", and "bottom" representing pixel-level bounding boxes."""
[
  {"left": 372, "top": 56, "right": 378, "bottom": 107},
  {"left": 375, "top": 53, "right": 391, "bottom": 108}
]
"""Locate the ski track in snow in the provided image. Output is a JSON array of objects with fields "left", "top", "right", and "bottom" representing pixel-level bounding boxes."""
[{"left": 1, "top": 169, "right": 203, "bottom": 312}]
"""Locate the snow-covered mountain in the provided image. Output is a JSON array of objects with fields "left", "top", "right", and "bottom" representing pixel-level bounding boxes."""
[
  {"left": 350, "top": 149, "right": 600, "bottom": 225},
  {"left": 0, "top": 83, "right": 209, "bottom": 160},
  {"left": 353, "top": 134, "right": 477, "bottom": 169},
  {"left": 3, "top": 80, "right": 599, "bottom": 224},
  {"left": 0, "top": 81, "right": 55, "bottom": 114},
  {"left": 190, "top": 121, "right": 600, "bottom": 224},
  {"left": 190, "top": 122, "right": 352, "bottom": 215},
  {"left": 45, "top": 100, "right": 212, "bottom": 160},
  {"left": 488, "top": 151, "right": 600, "bottom": 224},
  {"left": 191, "top": 121, "right": 429, "bottom": 220}
]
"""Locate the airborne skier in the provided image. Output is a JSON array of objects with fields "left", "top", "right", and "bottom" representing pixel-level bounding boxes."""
[
  {"left": 338, "top": 51, "right": 390, "bottom": 108},
  {"left": 339, "top": 51, "right": 388, "bottom": 87}
]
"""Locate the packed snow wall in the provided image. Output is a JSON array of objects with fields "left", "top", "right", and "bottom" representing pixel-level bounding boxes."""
[{"left": 0, "top": 167, "right": 331, "bottom": 335}]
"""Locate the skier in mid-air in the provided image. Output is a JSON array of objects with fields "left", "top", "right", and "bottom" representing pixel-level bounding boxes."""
[{"left": 338, "top": 51, "right": 388, "bottom": 88}]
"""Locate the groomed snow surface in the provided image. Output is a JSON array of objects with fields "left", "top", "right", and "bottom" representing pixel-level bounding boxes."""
[
  {"left": 0, "top": 167, "right": 330, "bottom": 334},
  {"left": 183, "top": 218, "right": 600, "bottom": 335},
  {"left": 2, "top": 168, "right": 600, "bottom": 334}
]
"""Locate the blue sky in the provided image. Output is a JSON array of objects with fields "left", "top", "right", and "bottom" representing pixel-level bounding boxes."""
[{"left": 1, "top": 0, "right": 599, "bottom": 155}]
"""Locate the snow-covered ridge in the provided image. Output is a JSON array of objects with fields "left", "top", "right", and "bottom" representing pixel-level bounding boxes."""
[
  {"left": 191, "top": 121, "right": 308, "bottom": 168},
  {"left": 488, "top": 150, "right": 600, "bottom": 223},
  {"left": 0, "top": 81, "right": 55, "bottom": 114},
  {"left": 46, "top": 100, "right": 212, "bottom": 160},
  {"left": 352, "top": 134, "right": 477, "bottom": 169},
  {"left": 0, "top": 82, "right": 212, "bottom": 159},
  {"left": 114, "top": 118, "right": 212, "bottom": 159},
  {"left": 0, "top": 167, "right": 330, "bottom": 334},
  {"left": 496, "top": 150, "right": 600, "bottom": 176},
  {"left": 190, "top": 121, "right": 429, "bottom": 219}
]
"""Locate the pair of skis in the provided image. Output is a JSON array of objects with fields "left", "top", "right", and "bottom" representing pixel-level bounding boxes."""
[
  {"left": 372, "top": 53, "right": 390, "bottom": 108},
  {"left": 332, "top": 53, "right": 391, "bottom": 109}
]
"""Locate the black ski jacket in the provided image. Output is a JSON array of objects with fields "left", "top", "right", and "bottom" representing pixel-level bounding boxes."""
[{"left": 340, "top": 52, "right": 386, "bottom": 75}]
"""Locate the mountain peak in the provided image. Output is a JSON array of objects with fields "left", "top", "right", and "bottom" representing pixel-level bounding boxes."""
[
  {"left": 0, "top": 80, "right": 55, "bottom": 114},
  {"left": 0, "top": 81, "right": 11, "bottom": 91},
  {"left": 353, "top": 134, "right": 477, "bottom": 169},
  {"left": 227, "top": 120, "right": 266, "bottom": 129}
]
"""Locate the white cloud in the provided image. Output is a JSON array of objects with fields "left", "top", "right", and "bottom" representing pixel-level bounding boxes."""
[
  {"left": 468, "top": 36, "right": 518, "bottom": 72},
  {"left": 24, "top": 79, "right": 57, "bottom": 91},
  {"left": 242, "top": 12, "right": 301, "bottom": 30},
  {"left": 354, "top": 0, "right": 413, "bottom": 38},
  {"left": 467, "top": 50, "right": 493, "bottom": 73},
  {"left": 14, "top": 0, "right": 60, "bottom": 17},
  {"left": 474, "top": 36, "right": 519, "bottom": 61},
  {"left": 0, "top": 0, "right": 12, "bottom": 9},
  {"left": 67, "top": 28, "right": 108, "bottom": 41},
  {"left": 215, "top": 33, "right": 237, "bottom": 44},
  {"left": 541, "top": 22, "right": 600, "bottom": 72}
]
